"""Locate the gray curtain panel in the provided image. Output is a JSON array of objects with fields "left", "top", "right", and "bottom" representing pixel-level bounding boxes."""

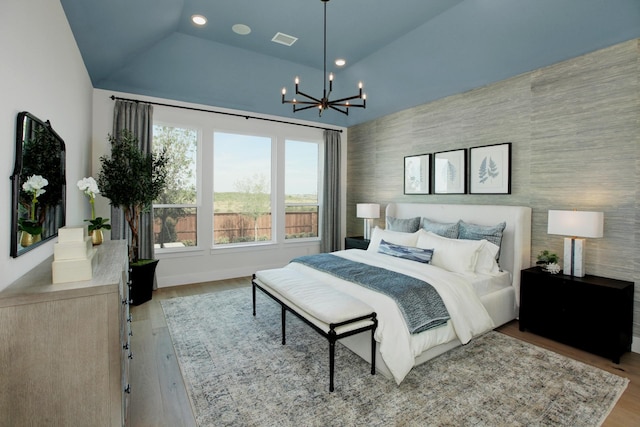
[
  {"left": 320, "top": 130, "right": 341, "bottom": 253},
  {"left": 111, "top": 100, "right": 156, "bottom": 276}
]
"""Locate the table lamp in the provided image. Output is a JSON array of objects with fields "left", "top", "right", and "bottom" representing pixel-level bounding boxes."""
[
  {"left": 356, "top": 203, "right": 380, "bottom": 240},
  {"left": 547, "top": 210, "right": 603, "bottom": 277}
]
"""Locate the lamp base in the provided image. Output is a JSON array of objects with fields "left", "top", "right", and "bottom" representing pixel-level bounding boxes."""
[
  {"left": 363, "top": 218, "right": 373, "bottom": 241},
  {"left": 563, "top": 237, "right": 586, "bottom": 277}
]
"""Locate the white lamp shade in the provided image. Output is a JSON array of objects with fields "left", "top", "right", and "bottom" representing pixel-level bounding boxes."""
[
  {"left": 356, "top": 203, "right": 380, "bottom": 219},
  {"left": 547, "top": 210, "right": 604, "bottom": 238}
]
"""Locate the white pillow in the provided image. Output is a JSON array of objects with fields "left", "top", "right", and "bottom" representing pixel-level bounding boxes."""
[
  {"left": 474, "top": 240, "right": 501, "bottom": 275},
  {"left": 367, "top": 227, "right": 420, "bottom": 253},
  {"left": 416, "top": 230, "right": 483, "bottom": 275}
]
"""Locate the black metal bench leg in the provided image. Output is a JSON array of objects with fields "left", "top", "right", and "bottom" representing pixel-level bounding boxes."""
[
  {"left": 329, "top": 330, "right": 336, "bottom": 392},
  {"left": 371, "top": 328, "right": 376, "bottom": 375},
  {"left": 281, "top": 306, "right": 286, "bottom": 345},
  {"left": 252, "top": 280, "right": 256, "bottom": 316}
]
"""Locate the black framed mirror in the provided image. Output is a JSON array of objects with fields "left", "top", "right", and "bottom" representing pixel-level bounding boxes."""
[{"left": 10, "top": 111, "right": 66, "bottom": 257}]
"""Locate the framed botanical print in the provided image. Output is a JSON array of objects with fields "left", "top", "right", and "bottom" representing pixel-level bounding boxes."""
[
  {"left": 404, "top": 154, "right": 431, "bottom": 195},
  {"left": 433, "top": 149, "right": 466, "bottom": 194},
  {"left": 469, "top": 142, "right": 512, "bottom": 194}
]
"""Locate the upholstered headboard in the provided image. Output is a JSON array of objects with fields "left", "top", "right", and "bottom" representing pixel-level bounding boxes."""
[{"left": 385, "top": 203, "right": 532, "bottom": 304}]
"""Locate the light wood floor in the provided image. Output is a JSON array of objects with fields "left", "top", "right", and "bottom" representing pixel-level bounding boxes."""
[{"left": 128, "top": 278, "right": 640, "bottom": 426}]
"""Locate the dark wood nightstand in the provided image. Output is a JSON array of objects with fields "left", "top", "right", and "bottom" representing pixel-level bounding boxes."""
[
  {"left": 345, "top": 236, "right": 370, "bottom": 250},
  {"left": 519, "top": 267, "right": 634, "bottom": 363}
]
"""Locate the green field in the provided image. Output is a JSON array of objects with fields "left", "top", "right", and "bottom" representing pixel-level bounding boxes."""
[{"left": 213, "top": 192, "right": 317, "bottom": 213}]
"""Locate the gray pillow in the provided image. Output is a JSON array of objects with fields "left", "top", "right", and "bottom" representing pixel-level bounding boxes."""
[
  {"left": 386, "top": 216, "right": 420, "bottom": 233},
  {"left": 458, "top": 220, "right": 506, "bottom": 259},
  {"left": 421, "top": 218, "right": 459, "bottom": 239}
]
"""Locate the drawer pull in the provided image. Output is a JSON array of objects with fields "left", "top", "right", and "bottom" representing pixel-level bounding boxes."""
[
  {"left": 124, "top": 384, "right": 131, "bottom": 394},
  {"left": 128, "top": 351, "right": 134, "bottom": 360}
]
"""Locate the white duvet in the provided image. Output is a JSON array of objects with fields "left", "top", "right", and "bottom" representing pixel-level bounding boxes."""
[{"left": 283, "top": 249, "right": 495, "bottom": 384}]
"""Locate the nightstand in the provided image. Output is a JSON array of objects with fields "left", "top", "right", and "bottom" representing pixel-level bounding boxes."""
[
  {"left": 345, "top": 236, "right": 370, "bottom": 250},
  {"left": 519, "top": 267, "right": 634, "bottom": 363}
]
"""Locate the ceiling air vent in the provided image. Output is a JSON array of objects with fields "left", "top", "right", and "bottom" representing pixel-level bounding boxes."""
[{"left": 272, "top": 32, "right": 298, "bottom": 47}]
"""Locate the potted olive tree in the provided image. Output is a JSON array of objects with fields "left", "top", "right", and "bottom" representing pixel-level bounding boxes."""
[{"left": 98, "top": 130, "right": 168, "bottom": 305}]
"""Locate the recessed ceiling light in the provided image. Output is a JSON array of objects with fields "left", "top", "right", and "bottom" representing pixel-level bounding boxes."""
[
  {"left": 191, "top": 15, "right": 207, "bottom": 26},
  {"left": 232, "top": 24, "right": 251, "bottom": 35},
  {"left": 335, "top": 58, "right": 346, "bottom": 67}
]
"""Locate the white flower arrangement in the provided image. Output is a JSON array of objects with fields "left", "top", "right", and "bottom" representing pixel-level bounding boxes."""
[
  {"left": 77, "top": 176, "right": 100, "bottom": 199},
  {"left": 19, "top": 174, "right": 48, "bottom": 235},
  {"left": 77, "top": 177, "right": 111, "bottom": 232},
  {"left": 23, "top": 174, "right": 48, "bottom": 198}
]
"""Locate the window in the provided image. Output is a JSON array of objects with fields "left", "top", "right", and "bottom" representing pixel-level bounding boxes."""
[
  {"left": 285, "top": 140, "right": 320, "bottom": 239},
  {"left": 213, "top": 132, "right": 272, "bottom": 245},
  {"left": 152, "top": 125, "right": 198, "bottom": 249}
]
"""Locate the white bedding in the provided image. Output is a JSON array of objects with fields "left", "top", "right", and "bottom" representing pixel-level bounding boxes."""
[
  {"left": 255, "top": 203, "right": 531, "bottom": 385},
  {"left": 280, "top": 249, "right": 496, "bottom": 384}
]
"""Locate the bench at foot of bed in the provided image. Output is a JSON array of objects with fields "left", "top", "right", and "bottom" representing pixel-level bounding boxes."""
[{"left": 252, "top": 270, "right": 378, "bottom": 392}]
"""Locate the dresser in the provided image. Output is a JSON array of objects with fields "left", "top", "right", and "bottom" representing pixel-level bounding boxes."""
[
  {"left": 519, "top": 266, "right": 634, "bottom": 363},
  {"left": 0, "top": 240, "right": 131, "bottom": 426}
]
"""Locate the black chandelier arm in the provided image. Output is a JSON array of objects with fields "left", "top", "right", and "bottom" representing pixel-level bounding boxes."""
[
  {"left": 328, "top": 105, "right": 349, "bottom": 115},
  {"left": 294, "top": 90, "right": 324, "bottom": 105},
  {"left": 330, "top": 102, "right": 365, "bottom": 109},
  {"left": 282, "top": 97, "right": 323, "bottom": 106},
  {"left": 329, "top": 93, "right": 365, "bottom": 105},
  {"left": 293, "top": 104, "right": 323, "bottom": 113}
]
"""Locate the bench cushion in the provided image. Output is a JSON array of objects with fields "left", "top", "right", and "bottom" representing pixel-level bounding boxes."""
[{"left": 255, "top": 268, "right": 375, "bottom": 328}]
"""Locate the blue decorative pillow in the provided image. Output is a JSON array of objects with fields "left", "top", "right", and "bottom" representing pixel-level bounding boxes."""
[
  {"left": 458, "top": 220, "right": 506, "bottom": 259},
  {"left": 421, "top": 218, "right": 460, "bottom": 239},
  {"left": 386, "top": 216, "right": 421, "bottom": 233},
  {"left": 378, "top": 239, "right": 434, "bottom": 264}
]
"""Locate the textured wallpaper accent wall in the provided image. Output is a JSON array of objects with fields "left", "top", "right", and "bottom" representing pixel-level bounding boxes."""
[{"left": 346, "top": 39, "right": 639, "bottom": 336}]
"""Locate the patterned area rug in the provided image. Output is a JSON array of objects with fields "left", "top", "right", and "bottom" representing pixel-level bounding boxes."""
[{"left": 161, "top": 288, "right": 628, "bottom": 427}]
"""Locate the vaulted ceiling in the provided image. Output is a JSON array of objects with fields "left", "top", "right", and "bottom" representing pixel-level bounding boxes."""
[{"left": 60, "top": 0, "right": 640, "bottom": 127}]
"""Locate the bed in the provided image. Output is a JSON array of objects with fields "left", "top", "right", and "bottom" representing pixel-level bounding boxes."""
[{"left": 254, "top": 203, "right": 531, "bottom": 384}]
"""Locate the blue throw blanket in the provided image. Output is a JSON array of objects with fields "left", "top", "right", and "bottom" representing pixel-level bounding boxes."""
[{"left": 291, "top": 254, "right": 450, "bottom": 334}]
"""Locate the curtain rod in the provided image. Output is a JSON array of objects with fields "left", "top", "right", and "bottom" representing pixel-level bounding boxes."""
[{"left": 109, "top": 95, "right": 343, "bottom": 133}]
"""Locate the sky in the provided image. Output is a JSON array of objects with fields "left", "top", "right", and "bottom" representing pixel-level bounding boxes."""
[{"left": 213, "top": 132, "right": 319, "bottom": 195}]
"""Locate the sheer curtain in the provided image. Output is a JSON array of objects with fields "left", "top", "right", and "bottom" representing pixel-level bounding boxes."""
[
  {"left": 111, "top": 100, "right": 156, "bottom": 271},
  {"left": 320, "top": 130, "right": 341, "bottom": 253}
]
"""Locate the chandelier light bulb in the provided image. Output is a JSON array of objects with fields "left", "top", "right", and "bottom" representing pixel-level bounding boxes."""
[{"left": 282, "top": 88, "right": 286, "bottom": 95}]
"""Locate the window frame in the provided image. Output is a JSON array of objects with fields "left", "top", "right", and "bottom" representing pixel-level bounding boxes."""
[
  {"left": 212, "top": 130, "right": 276, "bottom": 247},
  {"left": 150, "top": 106, "right": 326, "bottom": 255},
  {"left": 152, "top": 121, "right": 202, "bottom": 253},
  {"left": 283, "top": 138, "right": 323, "bottom": 242}
]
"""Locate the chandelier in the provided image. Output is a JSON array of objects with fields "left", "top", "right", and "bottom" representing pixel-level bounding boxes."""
[{"left": 281, "top": 0, "right": 366, "bottom": 116}]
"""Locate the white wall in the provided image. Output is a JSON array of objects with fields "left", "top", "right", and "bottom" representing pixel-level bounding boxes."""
[
  {"left": 0, "top": 0, "right": 94, "bottom": 290},
  {"left": 92, "top": 89, "right": 347, "bottom": 287}
]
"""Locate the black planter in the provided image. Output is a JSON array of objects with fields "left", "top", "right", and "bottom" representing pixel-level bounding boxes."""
[{"left": 129, "top": 259, "right": 159, "bottom": 306}]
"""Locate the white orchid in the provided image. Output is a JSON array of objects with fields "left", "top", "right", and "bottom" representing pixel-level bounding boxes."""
[
  {"left": 77, "top": 177, "right": 100, "bottom": 199},
  {"left": 19, "top": 175, "right": 48, "bottom": 234},
  {"left": 22, "top": 174, "right": 48, "bottom": 198},
  {"left": 77, "top": 176, "right": 110, "bottom": 231}
]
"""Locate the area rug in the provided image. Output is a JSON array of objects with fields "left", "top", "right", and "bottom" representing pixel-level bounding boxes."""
[{"left": 161, "top": 288, "right": 628, "bottom": 427}]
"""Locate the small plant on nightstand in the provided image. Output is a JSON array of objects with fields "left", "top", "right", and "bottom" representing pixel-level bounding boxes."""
[{"left": 536, "top": 250, "right": 560, "bottom": 274}]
